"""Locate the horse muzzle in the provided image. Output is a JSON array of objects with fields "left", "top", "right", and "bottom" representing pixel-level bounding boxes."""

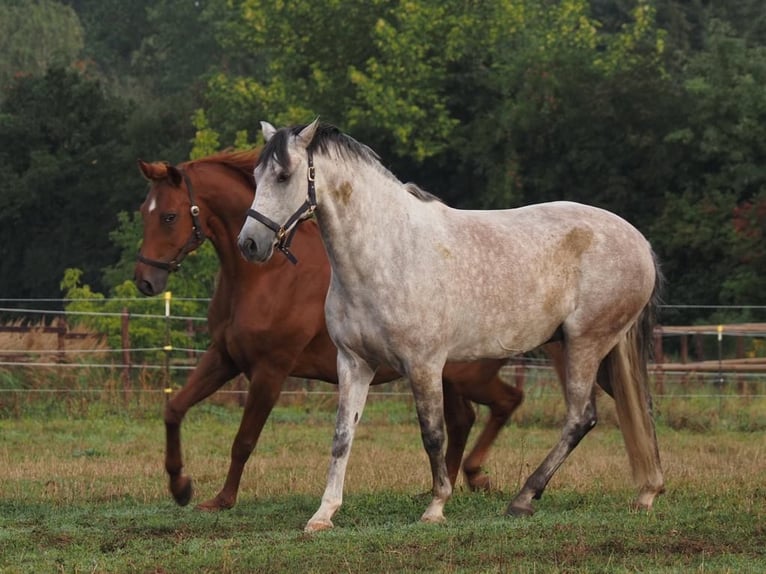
[
  {"left": 237, "top": 232, "right": 274, "bottom": 264},
  {"left": 134, "top": 265, "right": 169, "bottom": 296}
]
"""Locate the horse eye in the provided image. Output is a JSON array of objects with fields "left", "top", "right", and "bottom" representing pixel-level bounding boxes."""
[
  {"left": 161, "top": 213, "right": 176, "bottom": 224},
  {"left": 276, "top": 172, "right": 289, "bottom": 183}
]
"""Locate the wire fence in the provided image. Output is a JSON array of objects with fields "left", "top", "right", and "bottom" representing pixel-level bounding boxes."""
[{"left": 1, "top": 298, "right": 766, "bottom": 400}]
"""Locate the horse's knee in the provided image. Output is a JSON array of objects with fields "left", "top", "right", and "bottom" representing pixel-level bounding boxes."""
[
  {"left": 562, "top": 402, "right": 598, "bottom": 446},
  {"left": 164, "top": 399, "right": 185, "bottom": 426},
  {"left": 572, "top": 414, "right": 597, "bottom": 444},
  {"left": 331, "top": 428, "right": 352, "bottom": 459},
  {"left": 231, "top": 433, "right": 257, "bottom": 462},
  {"left": 494, "top": 386, "right": 525, "bottom": 421},
  {"left": 422, "top": 426, "right": 445, "bottom": 456}
]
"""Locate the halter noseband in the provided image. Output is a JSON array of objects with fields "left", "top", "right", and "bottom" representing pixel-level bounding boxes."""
[
  {"left": 245, "top": 151, "right": 317, "bottom": 264},
  {"left": 136, "top": 169, "right": 206, "bottom": 272}
]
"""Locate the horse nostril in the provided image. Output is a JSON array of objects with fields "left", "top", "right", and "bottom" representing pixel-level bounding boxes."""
[
  {"left": 239, "top": 237, "right": 257, "bottom": 260},
  {"left": 135, "top": 279, "right": 155, "bottom": 296}
]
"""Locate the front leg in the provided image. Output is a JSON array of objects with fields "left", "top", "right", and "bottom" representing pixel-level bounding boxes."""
[
  {"left": 164, "top": 346, "right": 238, "bottom": 506},
  {"left": 305, "top": 348, "right": 375, "bottom": 532},
  {"left": 197, "top": 364, "right": 287, "bottom": 510}
]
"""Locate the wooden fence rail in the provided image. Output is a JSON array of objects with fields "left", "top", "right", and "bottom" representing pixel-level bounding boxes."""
[{"left": 2, "top": 318, "right": 766, "bottom": 397}]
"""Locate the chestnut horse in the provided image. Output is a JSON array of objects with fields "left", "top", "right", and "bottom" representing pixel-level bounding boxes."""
[{"left": 134, "top": 150, "right": 532, "bottom": 511}]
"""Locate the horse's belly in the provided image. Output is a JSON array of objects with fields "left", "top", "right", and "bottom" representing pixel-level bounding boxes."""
[{"left": 446, "top": 312, "right": 561, "bottom": 361}]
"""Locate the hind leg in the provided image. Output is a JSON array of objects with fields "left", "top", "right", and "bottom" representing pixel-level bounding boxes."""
[
  {"left": 442, "top": 360, "right": 524, "bottom": 491},
  {"left": 408, "top": 363, "right": 452, "bottom": 523},
  {"left": 507, "top": 344, "right": 602, "bottom": 516},
  {"left": 442, "top": 381, "right": 476, "bottom": 488},
  {"left": 460, "top": 376, "right": 524, "bottom": 491}
]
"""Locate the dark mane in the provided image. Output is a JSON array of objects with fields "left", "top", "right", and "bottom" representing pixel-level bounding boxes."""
[
  {"left": 260, "top": 123, "right": 444, "bottom": 203},
  {"left": 404, "top": 182, "right": 443, "bottom": 203},
  {"left": 185, "top": 148, "right": 261, "bottom": 187},
  {"left": 260, "top": 122, "right": 381, "bottom": 171}
]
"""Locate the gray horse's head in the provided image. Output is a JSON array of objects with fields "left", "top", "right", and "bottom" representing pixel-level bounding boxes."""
[{"left": 238, "top": 119, "right": 320, "bottom": 263}]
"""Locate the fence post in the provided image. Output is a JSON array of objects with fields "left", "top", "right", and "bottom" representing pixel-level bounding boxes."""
[
  {"left": 121, "top": 307, "right": 131, "bottom": 400},
  {"left": 715, "top": 325, "right": 725, "bottom": 387},
  {"left": 163, "top": 291, "right": 173, "bottom": 401},
  {"left": 653, "top": 326, "right": 664, "bottom": 395},
  {"left": 736, "top": 335, "right": 746, "bottom": 395},
  {"left": 56, "top": 316, "right": 66, "bottom": 363}
]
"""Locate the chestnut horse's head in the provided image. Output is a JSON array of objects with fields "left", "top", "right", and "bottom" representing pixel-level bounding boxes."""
[{"left": 134, "top": 160, "right": 207, "bottom": 296}]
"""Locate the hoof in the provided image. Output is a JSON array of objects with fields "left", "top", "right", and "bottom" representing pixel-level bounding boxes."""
[
  {"left": 305, "top": 518, "right": 334, "bottom": 533},
  {"left": 467, "top": 473, "right": 492, "bottom": 493},
  {"left": 506, "top": 501, "right": 535, "bottom": 517},
  {"left": 631, "top": 486, "right": 663, "bottom": 512},
  {"left": 629, "top": 500, "right": 652, "bottom": 513},
  {"left": 196, "top": 496, "right": 234, "bottom": 512},
  {"left": 170, "top": 476, "right": 193, "bottom": 507},
  {"left": 420, "top": 514, "right": 447, "bottom": 524}
]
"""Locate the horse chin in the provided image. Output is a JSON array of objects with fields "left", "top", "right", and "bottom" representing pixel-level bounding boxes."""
[{"left": 252, "top": 243, "right": 275, "bottom": 264}]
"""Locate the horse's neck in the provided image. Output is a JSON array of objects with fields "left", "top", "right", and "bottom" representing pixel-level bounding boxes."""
[
  {"left": 192, "top": 169, "right": 253, "bottom": 278},
  {"left": 316, "top": 159, "right": 423, "bottom": 283}
]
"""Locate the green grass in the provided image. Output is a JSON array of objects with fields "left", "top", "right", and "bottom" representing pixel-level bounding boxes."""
[
  {"left": 1, "top": 490, "right": 763, "bottom": 573},
  {"left": 1, "top": 402, "right": 765, "bottom": 573}
]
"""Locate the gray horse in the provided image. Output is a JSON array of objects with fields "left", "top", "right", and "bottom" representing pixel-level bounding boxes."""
[{"left": 238, "top": 119, "right": 664, "bottom": 532}]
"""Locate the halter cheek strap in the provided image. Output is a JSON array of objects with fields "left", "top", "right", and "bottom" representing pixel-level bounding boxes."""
[
  {"left": 246, "top": 151, "right": 317, "bottom": 265},
  {"left": 136, "top": 169, "right": 207, "bottom": 272}
]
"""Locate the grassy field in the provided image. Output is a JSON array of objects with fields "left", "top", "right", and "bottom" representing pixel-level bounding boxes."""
[{"left": 1, "top": 396, "right": 765, "bottom": 573}]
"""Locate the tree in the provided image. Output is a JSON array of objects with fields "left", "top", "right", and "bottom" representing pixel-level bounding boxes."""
[
  {"left": 726, "top": 191, "right": 766, "bottom": 312},
  {"left": 203, "top": 0, "right": 397, "bottom": 145},
  {"left": 201, "top": 0, "right": 670, "bottom": 213},
  {"left": 0, "top": 68, "right": 144, "bottom": 300},
  {"left": 650, "top": 20, "right": 766, "bottom": 316},
  {"left": 0, "top": 0, "right": 84, "bottom": 99}
]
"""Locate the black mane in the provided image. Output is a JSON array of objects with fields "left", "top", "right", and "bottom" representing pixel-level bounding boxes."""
[
  {"left": 259, "top": 122, "right": 380, "bottom": 170},
  {"left": 259, "top": 122, "right": 442, "bottom": 203}
]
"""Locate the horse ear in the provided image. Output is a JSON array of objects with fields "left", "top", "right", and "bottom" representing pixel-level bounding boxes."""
[
  {"left": 261, "top": 121, "right": 277, "bottom": 142},
  {"left": 296, "top": 117, "right": 320, "bottom": 149},
  {"left": 138, "top": 159, "right": 152, "bottom": 180},
  {"left": 166, "top": 164, "right": 183, "bottom": 187},
  {"left": 138, "top": 159, "right": 168, "bottom": 181}
]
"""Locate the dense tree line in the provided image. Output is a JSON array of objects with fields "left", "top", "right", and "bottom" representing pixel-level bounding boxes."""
[{"left": 1, "top": 0, "right": 765, "bottom": 326}]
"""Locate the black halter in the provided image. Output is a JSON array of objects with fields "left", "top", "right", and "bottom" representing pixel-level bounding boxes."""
[
  {"left": 136, "top": 169, "right": 206, "bottom": 272},
  {"left": 245, "top": 151, "right": 317, "bottom": 264}
]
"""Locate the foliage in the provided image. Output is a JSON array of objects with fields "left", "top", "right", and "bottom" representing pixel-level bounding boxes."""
[
  {"left": 201, "top": 0, "right": 671, "bottom": 212},
  {"left": 0, "top": 0, "right": 84, "bottom": 100},
  {"left": 1, "top": 0, "right": 766, "bottom": 326},
  {"left": 189, "top": 109, "right": 222, "bottom": 160},
  {"left": 651, "top": 20, "right": 766, "bottom": 317},
  {"left": 60, "top": 267, "right": 211, "bottom": 365},
  {"left": 0, "top": 67, "right": 144, "bottom": 299},
  {"left": 203, "top": 0, "right": 396, "bottom": 144}
]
